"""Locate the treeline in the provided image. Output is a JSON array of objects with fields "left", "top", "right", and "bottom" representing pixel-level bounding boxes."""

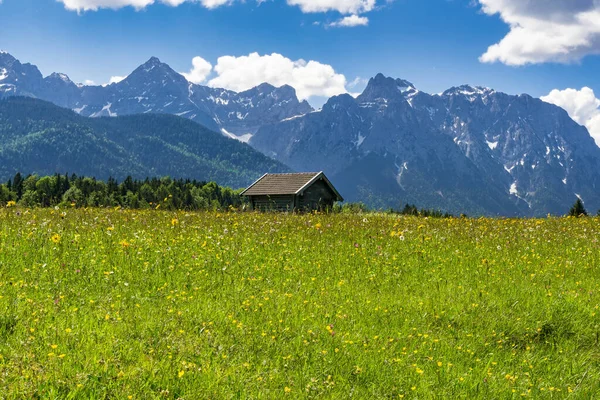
[
  {"left": 0, "top": 173, "right": 244, "bottom": 210},
  {"left": 393, "top": 203, "right": 455, "bottom": 218},
  {"left": 334, "top": 202, "right": 455, "bottom": 218}
]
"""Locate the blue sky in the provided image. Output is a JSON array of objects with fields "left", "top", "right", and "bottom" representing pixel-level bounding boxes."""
[{"left": 2, "top": 0, "right": 600, "bottom": 116}]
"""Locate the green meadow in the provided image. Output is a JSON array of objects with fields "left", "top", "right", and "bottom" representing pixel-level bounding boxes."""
[{"left": 1, "top": 208, "right": 600, "bottom": 398}]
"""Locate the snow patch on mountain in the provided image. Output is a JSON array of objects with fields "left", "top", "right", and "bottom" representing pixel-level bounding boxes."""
[
  {"left": 486, "top": 140, "right": 498, "bottom": 150},
  {"left": 356, "top": 133, "right": 365, "bottom": 147},
  {"left": 210, "top": 96, "right": 229, "bottom": 106},
  {"left": 395, "top": 161, "right": 409, "bottom": 189},
  {"left": 73, "top": 105, "right": 87, "bottom": 114},
  {"left": 91, "top": 103, "right": 117, "bottom": 117},
  {"left": 281, "top": 113, "right": 307, "bottom": 122},
  {"left": 509, "top": 182, "right": 532, "bottom": 208},
  {"left": 221, "top": 128, "right": 253, "bottom": 143}
]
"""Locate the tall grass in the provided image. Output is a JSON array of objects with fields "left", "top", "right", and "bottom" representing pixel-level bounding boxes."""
[{"left": 1, "top": 208, "right": 599, "bottom": 398}]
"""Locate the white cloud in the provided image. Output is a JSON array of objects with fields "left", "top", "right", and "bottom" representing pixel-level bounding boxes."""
[
  {"left": 328, "top": 14, "right": 368, "bottom": 27},
  {"left": 478, "top": 0, "right": 600, "bottom": 65},
  {"left": 206, "top": 52, "right": 348, "bottom": 100},
  {"left": 58, "top": 0, "right": 377, "bottom": 13},
  {"left": 58, "top": 0, "right": 231, "bottom": 12},
  {"left": 83, "top": 79, "right": 96, "bottom": 85},
  {"left": 286, "top": 0, "right": 375, "bottom": 14},
  {"left": 541, "top": 87, "right": 600, "bottom": 146},
  {"left": 181, "top": 56, "right": 213, "bottom": 84},
  {"left": 60, "top": 0, "right": 155, "bottom": 11},
  {"left": 198, "top": 0, "right": 232, "bottom": 9},
  {"left": 347, "top": 76, "right": 367, "bottom": 89},
  {"left": 109, "top": 75, "right": 126, "bottom": 84}
]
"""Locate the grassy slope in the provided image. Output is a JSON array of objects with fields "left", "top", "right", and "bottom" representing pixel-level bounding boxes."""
[{"left": 1, "top": 209, "right": 599, "bottom": 398}]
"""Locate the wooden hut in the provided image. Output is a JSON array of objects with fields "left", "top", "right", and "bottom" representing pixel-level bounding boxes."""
[{"left": 241, "top": 172, "right": 343, "bottom": 212}]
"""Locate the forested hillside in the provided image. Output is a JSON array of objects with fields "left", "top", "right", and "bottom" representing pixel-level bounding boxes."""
[{"left": 0, "top": 97, "right": 290, "bottom": 188}]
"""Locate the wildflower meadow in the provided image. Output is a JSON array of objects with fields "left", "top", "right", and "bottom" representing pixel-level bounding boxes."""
[{"left": 1, "top": 207, "right": 600, "bottom": 398}]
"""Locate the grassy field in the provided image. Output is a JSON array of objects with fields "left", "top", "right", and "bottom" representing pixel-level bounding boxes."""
[{"left": 1, "top": 208, "right": 600, "bottom": 398}]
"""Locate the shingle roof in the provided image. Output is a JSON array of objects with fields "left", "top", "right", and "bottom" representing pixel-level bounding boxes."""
[{"left": 241, "top": 172, "right": 321, "bottom": 196}]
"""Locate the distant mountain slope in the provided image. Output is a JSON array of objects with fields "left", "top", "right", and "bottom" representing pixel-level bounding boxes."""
[
  {"left": 0, "top": 97, "right": 289, "bottom": 187},
  {"left": 4, "top": 50, "right": 600, "bottom": 215},
  {"left": 251, "top": 74, "right": 600, "bottom": 216},
  {"left": 0, "top": 52, "right": 312, "bottom": 142}
]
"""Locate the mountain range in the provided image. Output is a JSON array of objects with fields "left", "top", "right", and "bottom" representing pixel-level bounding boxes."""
[
  {"left": 252, "top": 75, "right": 600, "bottom": 216},
  {"left": 0, "top": 51, "right": 311, "bottom": 141},
  {"left": 1, "top": 50, "right": 599, "bottom": 216}
]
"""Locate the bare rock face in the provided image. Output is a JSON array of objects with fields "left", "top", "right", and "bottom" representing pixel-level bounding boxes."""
[
  {"left": 251, "top": 74, "right": 600, "bottom": 216},
  {"left": 0, "top": 51, "right": 45, "bottom": 97},
  {"left": 0, "top": 53, "right": 312, "bottom": 142}
]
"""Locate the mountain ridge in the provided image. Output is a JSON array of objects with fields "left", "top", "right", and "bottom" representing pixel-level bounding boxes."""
[
  {"left": 2, "top": 52, "right": 600, "bottom": 215},
  {"left": 251, "top": 74, "right": 600, "bottom": 216},
  {"left": 0, "top": 53, "right": 313, "bottom": 142}
]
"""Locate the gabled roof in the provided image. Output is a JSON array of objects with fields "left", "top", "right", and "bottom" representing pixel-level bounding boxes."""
[{"left": 241, "top": 172, "right": 344, "bottom": 201}]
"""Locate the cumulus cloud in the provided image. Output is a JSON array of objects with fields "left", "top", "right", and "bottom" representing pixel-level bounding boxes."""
[
  {"left": 541, "top": 87, "right": 600, "bottom": 146},
  {"left": 181, "top": 56, "right": 213, "bottom": 84},
  {"left": 286, "top": 0, "right": 375, "bottom": 14},
  {"left": 206, "top": 52, "right": 348, "bottom": 100},
  {"left": 83, "top": 79, "right": 96, "bottom": 85},
  {"left": 478, "top": 0, "right": 600, "bottom": 65},
  {"left": 197, "top": 0, "right": 231, "bottom": 9},
  {"left": 108, "top": 75, "right": 126, "bottom": 84},
  {"left": 58, "top": 0, "right": 231, "bottom": 12},
  {"left": 328, "top": 14, "right": 368, "bottom": 27}
]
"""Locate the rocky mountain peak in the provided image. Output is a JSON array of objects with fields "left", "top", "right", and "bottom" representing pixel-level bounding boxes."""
[
  {"left": 273, "top": 84, "right": 297, "bottom": 97},
  {"left": 47, "top": 72, "right": 73, "bottom": 83},
  {"left": 323, "top": 93, "right": 358, "bottom": 112},
  {"left": 119, "top": 56, "right": 188, "bottom": 90},
  {"left": 255, "top": 82, "right": 276, "bottom": 92},
  {"left": 442, "top": 85, "right": 495, "bottom": 99},
  {"left": 0, "top": 51, "right": 17, "bottom": 65},
  {"left": 143, "top": 56, "right": 162, "bottom": 67},
  {"left": 240, "top": 83, "right": 299, "bottom": 101},
  {"left": 358, "top": 73, "right": 417, "bottom": 103},
  {"left": 127, "top": 56, "right": 178, "bottom": 79}
]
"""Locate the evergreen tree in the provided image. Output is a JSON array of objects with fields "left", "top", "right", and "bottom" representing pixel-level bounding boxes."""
[
  {"left": 1, "top": 172, "right": 245, "bottom": 210},
  {"left": 12, "top": 172, "right": 23, "bottom": 199},
  {"left": 569, "top": 198, "right": 588, "bottom": 217}
]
